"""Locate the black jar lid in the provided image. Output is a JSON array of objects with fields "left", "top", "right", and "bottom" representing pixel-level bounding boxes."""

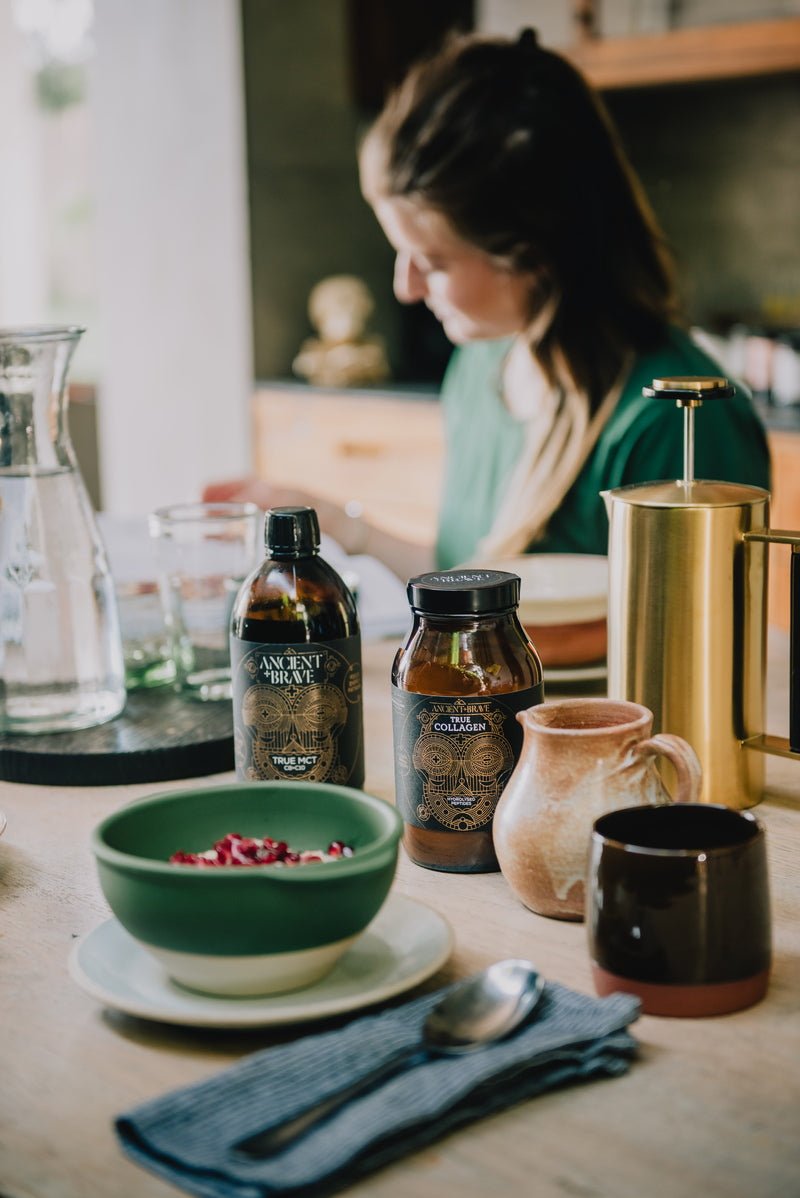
[
  {"left": 265, "top": 506, "right": 320, "bottom": 558},
  {"left": 407, "top": 569, "right": 521, "bottom": 615}
]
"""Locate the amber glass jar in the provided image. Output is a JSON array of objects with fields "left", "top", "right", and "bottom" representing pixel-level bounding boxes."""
[
  {"left": 230, "top": 506, "right": 364, "bottom": 786},
  {"left": 392, "top": 569, "right": 543, "bottom": 872}
]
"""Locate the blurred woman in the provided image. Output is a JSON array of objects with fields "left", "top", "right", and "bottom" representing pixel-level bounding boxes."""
[{"left": 206, "top": 29, "right": 769, "bottom": 576}]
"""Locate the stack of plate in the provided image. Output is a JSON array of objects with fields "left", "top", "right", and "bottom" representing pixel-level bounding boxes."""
[{"left": 485, "top": 554, "right": 608, "bottom": 681}]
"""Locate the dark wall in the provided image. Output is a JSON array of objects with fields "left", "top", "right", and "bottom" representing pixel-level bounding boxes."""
[
  {"left": 606, "top": 73, "right": 800, "bottom": 328},
  {"left": 241, "top": 0, "right": 471, "bottom": 382}
]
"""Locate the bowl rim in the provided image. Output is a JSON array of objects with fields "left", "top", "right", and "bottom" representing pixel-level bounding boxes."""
[{"left": 92, "top": 781, "right": 403, "bottom": 881}]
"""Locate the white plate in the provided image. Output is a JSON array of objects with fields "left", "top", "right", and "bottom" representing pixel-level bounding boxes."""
[
  {"left": 68, "top": 894, "right": 453, "bottom": 1028},
  {"left": 485, "top": 554, "right": 608, "bottom": 625},
  {"left": 545, "top": 662, "right": 607, "bottom": 685}
]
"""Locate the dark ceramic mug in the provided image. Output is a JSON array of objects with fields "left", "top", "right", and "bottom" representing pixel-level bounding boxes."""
[{"left": 587, "top": 803, "right": 771, "bottom": 1017}]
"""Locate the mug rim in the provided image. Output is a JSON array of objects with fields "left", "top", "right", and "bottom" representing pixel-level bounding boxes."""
[
  {"left": 592, "top": 802, "right": 763, "bottom": 858},
  {"left": 522, "top": 697, "right": 652, "bottom": 736}
]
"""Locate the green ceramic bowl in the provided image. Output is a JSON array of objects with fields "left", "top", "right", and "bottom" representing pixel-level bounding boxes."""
[{"left": 92, "top": 781, "right": 402, "bottom": 997}]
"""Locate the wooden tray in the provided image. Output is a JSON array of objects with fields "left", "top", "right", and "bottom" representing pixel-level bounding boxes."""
[{"left": 0, "top": 688, "right": 234, "bottom": 786}]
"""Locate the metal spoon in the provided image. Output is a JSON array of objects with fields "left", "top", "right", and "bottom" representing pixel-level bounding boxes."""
[{"left": 233, "top": 958, "right": 545, "bottom": 1158}]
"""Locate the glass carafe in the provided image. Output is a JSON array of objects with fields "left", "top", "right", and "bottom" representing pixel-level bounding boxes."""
[{"left": 0, "top": 326, "right": 125, "bottom": 732}]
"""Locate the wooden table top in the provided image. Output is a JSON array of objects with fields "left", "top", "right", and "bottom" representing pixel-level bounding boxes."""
[{"left": 2, "top": 634, "right": 799, "bottom": 1198}]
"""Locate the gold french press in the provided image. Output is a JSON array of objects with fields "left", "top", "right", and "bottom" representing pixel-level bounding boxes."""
[{"left": 604, "top": 376, "right": 799, "bottom": 809}]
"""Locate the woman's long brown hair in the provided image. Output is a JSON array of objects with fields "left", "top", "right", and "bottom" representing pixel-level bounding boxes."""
[{"left": 362, "top": 30, "right": 680, "bottom": 409}]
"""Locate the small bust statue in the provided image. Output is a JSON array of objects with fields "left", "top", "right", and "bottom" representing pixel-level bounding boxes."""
[{"left": 293, "top": 275, "right": 390, "bottom": 387}]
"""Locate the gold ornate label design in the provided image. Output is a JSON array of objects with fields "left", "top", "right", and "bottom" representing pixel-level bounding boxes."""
[
  {"left": 392, "top": 687, "right": 543, "bottom": 833},
  {"left": 231, "top": 638, "right": 364, "bottom": 786}
]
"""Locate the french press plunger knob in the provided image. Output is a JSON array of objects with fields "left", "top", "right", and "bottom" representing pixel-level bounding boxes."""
[{"left": 643, "top": 376, "right": 736, "bottom": 484}]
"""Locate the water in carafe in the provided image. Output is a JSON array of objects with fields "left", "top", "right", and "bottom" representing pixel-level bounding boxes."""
[{"left": 0, "top": 326, "right": 125, "bottom": 732}]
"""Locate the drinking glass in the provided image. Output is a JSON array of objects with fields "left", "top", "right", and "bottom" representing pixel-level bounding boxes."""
[
  {"left": 98, "top": 513, "right": 175, "bottom": 690},
  {"left": 150, "top": 502, "right": 261, "bottom": 701}
]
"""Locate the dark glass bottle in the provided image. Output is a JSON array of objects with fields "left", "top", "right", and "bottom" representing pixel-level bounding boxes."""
[
  {"left": 392, "top": 569, "right": 543, "bottom": 872},
  {"left": 230, "top": 506, "right": 364, "bottom": 787}
]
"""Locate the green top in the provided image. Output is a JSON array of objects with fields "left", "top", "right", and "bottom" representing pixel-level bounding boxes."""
[{"left": 435, "top": 327, "right": 771, "bottom": 568}]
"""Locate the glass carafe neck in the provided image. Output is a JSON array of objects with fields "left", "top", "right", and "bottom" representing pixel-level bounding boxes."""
[{"left": 0, "top": 325, "right": 84, "bottom": 472}]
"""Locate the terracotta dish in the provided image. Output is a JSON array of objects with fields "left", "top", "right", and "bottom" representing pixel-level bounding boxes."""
[{"left": 483, "top": 555, "right": 608, "bottom": 668}]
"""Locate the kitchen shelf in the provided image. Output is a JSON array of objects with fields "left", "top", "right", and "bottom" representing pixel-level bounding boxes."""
[{"left": 566, "top": 17, "right": 800, "bottom": 90}]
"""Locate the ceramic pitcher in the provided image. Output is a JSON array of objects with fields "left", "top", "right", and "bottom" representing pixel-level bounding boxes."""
[{"left": 492, "top": 697, "right": 702, "bottom": 920}]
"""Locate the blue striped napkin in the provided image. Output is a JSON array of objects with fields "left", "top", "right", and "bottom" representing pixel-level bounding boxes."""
[{"left": 116, "top": 980, "right": 640, "bottom": 1197}]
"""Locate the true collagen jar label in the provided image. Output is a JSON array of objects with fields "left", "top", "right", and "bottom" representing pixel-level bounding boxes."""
[
  {"left": 231, "top": 636, "right": 364, "bottom": 785},
  {"left": 391, "top": 685, "right": 543, "bottom": 833}
]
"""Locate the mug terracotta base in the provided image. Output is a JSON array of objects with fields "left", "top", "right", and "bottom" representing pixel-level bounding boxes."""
[{"left": 592, "top": 964, "right": 770, "bottom": 1017}]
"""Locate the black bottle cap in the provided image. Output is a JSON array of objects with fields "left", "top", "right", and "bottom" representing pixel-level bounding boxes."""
[
  {"left": 265, "top": 506, "right": 320, "bottom": 558},
  {"left": 407, "top": 569, "right": 521, "bottom": 615}
]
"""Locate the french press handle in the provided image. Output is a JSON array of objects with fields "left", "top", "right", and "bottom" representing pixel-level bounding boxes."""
[
  {"left": 645, "top": 376, "right": 800, "bottom": 758},
  {"left": 743, "top": 532, "right": 800, "bottom": 757}
]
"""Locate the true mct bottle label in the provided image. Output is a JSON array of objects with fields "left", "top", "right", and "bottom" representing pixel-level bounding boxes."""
[
  {"left": 391, "top": 685, "right": 543, "bottom": 832},
  {"left": 231, "top": 636, "right": 364, "bottom": 786}
]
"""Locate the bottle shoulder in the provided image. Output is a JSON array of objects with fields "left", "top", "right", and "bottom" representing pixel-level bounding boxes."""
[
  {"left": 231, "top": 554, "right": 359, "bottom": 642},
  {"left": 392, "top": 613, "right": 541, "bottom": 695}
]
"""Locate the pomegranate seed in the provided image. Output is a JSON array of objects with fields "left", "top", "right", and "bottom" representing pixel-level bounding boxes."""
[{"left": 169, "top": 833, "right": 355, "bottom": 867}]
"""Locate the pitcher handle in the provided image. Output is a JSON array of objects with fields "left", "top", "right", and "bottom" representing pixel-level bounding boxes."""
[{"left": 633, "top": 734, "right": 702, "bottom": 804}]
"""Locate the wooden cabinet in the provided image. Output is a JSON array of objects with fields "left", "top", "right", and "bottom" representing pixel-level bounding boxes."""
[{"left": 252, "top": 385, "right": 444, "bottom": 545}]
